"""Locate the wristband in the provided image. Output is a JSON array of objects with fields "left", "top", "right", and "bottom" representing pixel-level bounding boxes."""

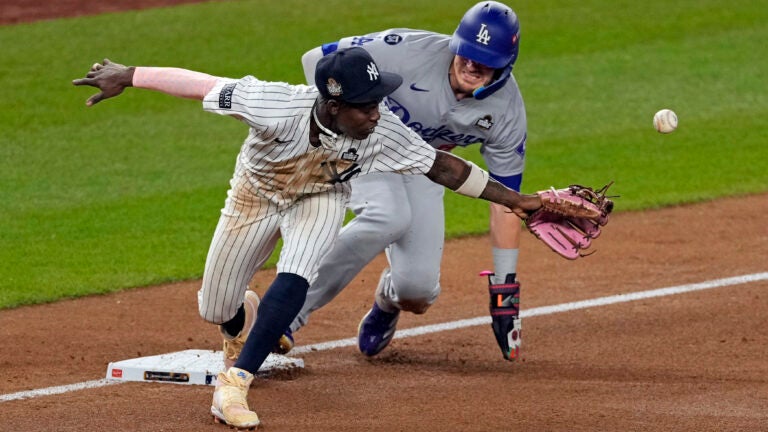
[{"left": 455, "top": 161, "right": 489, "bottom": 198}]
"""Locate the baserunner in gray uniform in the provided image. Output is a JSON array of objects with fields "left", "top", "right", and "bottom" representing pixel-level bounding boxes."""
[{"left": 286, "top": 1, "right": 527, "bottom": 360}]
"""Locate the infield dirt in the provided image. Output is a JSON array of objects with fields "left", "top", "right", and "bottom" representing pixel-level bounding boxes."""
[{"left": 2, "top": 3, "right": 767, "bottom": 431}]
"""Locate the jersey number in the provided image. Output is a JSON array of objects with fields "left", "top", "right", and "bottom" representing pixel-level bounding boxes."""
[{"left": 351, "top": 36, "right": 375, "bottom": 46}]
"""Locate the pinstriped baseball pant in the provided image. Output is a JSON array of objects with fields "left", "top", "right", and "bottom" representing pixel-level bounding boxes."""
[{"left": 197, "top": 173, "right": 349, "bottom": 324}]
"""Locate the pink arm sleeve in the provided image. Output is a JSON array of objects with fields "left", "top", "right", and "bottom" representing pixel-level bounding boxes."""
[{"left": 132, "top": 67, "right": 219, "bottom": 100}]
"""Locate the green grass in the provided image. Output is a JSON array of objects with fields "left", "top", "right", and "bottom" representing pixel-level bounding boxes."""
[{"left": 1, "top": 0, "right": 766, "bottom": 308}]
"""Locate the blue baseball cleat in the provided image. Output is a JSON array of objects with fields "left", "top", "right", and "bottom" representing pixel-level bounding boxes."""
[{"left": 357, "top": 302, "right": 400, "bottom": 356}]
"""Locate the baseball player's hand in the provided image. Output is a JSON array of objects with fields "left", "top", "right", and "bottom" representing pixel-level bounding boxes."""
[
  {"left": 516, "top": 183, "right": 613, "bottom": 221},
  {"left": 72, "top": 59, "right": 135, "bottom": 106},
  {"left": 525, "top": 183, "right": 616, "bottom": 259},
  {"left": 511, "top": 194, "right": 545, "bottom": 219}
]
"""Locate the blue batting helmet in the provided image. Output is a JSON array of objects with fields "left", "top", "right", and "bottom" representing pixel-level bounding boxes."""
[{"left": 449, "top": 1, "right": 521, "bottom": 69}]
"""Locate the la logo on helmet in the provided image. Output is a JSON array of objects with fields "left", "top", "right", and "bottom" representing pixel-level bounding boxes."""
[{"left": 475, "top": 23, "right": 491, "bottom": 45}]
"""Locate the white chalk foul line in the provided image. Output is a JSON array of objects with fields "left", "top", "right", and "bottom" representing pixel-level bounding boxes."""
[
  {"left": 294, "top": 272, "right": 768, "bottom": 353},
  {"left": 2, "top": 272, "right": 766, "bottom": 402},
  {"left": 0, "top": 379, "right": 121, "bottom": 403}
]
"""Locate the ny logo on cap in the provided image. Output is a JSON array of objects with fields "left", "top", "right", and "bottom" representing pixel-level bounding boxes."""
[
  {"left": 366, "top": 62, "right": 379, "bottom": 81},
  {"left": 476, "top": 23, "right": 491, "bottom": 45}
]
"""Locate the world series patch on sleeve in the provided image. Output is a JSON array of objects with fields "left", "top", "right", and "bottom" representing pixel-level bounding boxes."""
[{"left": 526, "top": 182, "right": 616, "bottom": 259}]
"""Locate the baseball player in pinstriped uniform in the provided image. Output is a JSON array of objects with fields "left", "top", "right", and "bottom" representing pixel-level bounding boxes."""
[
  {"left": 74, "top": 46, "right": 548, "bottom": 429},
  {"left": 285, "top": 1, "right": 527, "bottom": 361}
]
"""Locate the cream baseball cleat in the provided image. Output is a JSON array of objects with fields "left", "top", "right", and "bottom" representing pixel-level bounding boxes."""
[
  {"left": 211, "top": 367, "right": 260, "bottom": 430},
  {"left": 222, "top": 290, "right": 260, "bottom": 370}
]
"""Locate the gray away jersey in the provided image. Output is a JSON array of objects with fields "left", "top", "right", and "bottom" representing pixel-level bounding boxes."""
[
  {"left": 201, "top": 77, "right": 436, "bottom": 207},
  {"left": 334, "top": 29, "right": 527, "bottom": 178}
]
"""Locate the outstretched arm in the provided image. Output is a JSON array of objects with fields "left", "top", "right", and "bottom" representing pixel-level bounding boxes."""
[
  {"left": 425, "top": 150, "right": 541, "bottom": 219},
  {"left": 72, "top": 59, "right": 219, "bottom": 106}
]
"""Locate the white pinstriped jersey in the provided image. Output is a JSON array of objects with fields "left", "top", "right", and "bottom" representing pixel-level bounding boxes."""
[
  {"left": 201, "top": 76, "right": 437, "bottom": 207},
  {"left": 333, "top": 29, "right": 527, "bottom": 178}
]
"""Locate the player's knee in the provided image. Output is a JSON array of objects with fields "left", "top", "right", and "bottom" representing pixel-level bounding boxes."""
[
  {"left": 198, "top": 303, "right": 227, "bottom": 325},
  {"left": 390, "top": 271, "right": 440, "bottom": 314},
  {"left": 392, "top": 268, "right": 439, "bottom": 294},
  {"left": 197, "top": 286, "right": 236, "bottom": 324},
  {"left": 399, "top": 298, "right": 432, "bottom": 314}
]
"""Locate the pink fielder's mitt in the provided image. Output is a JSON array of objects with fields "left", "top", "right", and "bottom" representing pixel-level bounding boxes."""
[{"left": 526, "top": 182, "right": 615, "bottom": 259}]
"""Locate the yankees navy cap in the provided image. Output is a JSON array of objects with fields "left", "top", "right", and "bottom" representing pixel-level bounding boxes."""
[{"left": 315, "top": 47, "right": 403, "bottom": 104}]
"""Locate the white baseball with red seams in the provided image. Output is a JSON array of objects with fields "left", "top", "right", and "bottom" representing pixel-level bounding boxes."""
[{"left": 653, "top": 109, "right": 678, "bottom": 133}]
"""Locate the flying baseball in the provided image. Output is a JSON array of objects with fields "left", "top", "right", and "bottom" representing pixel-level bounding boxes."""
[{"left": 653, "top": 109, "right": 678, "bottom": 134}]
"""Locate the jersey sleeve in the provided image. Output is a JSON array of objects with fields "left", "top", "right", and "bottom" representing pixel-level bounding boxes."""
[
  {"left": 337, "top": 30, "right": 407, "bottom": 71},
  {"left": 322, "top": 29, "right": 439, "bottom": 74},
  {"left": 370, "top": 107, "right": 437, "bottom": 175},
  {"left": 479, "top": 78, "right": 528, "bottom": 181},
  {"left": 202, "top": 76, "right": 313, "bottom": 130}
]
